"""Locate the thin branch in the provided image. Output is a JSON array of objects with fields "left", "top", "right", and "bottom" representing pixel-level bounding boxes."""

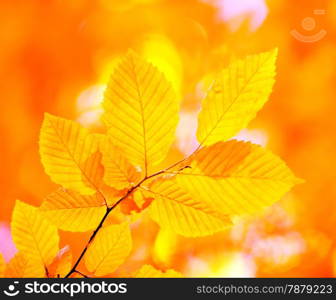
[
  {"left": 64, "top": 169, "right": 165, "bottom": 278},
  {"left": 74, "top": 270, "right": 90, "bottom": 278},
  {"left": 45, "top": 266, "right": 50, "bottom": 278},
  {"left": 163, "top": 145, "right": 201, "bottom": 173},
  {"left": 64, "top": 206, "right": 111, "bottom": 278},
  {"left": 64, "top": 148, "right": 200, "bottom": 278}
]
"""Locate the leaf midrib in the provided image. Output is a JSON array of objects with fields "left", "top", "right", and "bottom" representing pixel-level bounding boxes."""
[{"left": 199, "top": 53, "right": 274, "bottom": 145}]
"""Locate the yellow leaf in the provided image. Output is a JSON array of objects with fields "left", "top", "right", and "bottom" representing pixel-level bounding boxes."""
[
  {"left": 134, "top": 264, "right": 182, "bottom": 278},
  {"left": 48, "top": 246, "right": 72, "bottom": 278},
  {"left": 148, "top": 179, "right": 231, "bottom": 237},
  {"left": 39, "top": 114, "right": 104, "bottom": 194},
  {"left": 133, "top": 189, "right": 153, "bottom": 210},
  {"left": 11, "top": 200, "right": 59, "bottom": 277},
  {"left": 101, "top": 137, "right": 140, "bottom": 189},
  {"left": 40, "top": 188, "right": 106, "bottom": 232},
  {"left": 102, "top": 50, "right": 179, "bottom": 175},
  {"left": 101, "top": 185, "right": 128, "bottom": 207},
  {"left": 133, "top": 189, "right": 145, "bottom": 209},
  {"left": 5, "top": 252, "right": 42, "bottom": 278},
  {"left": 55, "top": 254, "right": 72, "bottom": 278},
  {"left": 177, "top": 140, "right": 303, "bottom": 216},
  {"left": 85, "top": 223, "right": 132, "bottom": 276},
  {"left": 197, "top": 49, "right": 277, "bottom": 145},
  {"left": 0, "top": 253, "right": 5, "bottom": 277}
]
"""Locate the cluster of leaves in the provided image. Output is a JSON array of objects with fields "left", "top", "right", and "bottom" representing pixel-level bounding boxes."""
[{"left": 0, "top": 49, "right": 302, "bottom": 278}]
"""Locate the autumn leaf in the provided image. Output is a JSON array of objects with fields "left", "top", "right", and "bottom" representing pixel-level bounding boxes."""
[
  {"left": 119, "top": 189, "right": 154, "bottom": 215},
  {"left": 39, "top": 114, "right": 104, "bottom": 195},
  {"left": 177, "top": 140, "right": 303, "bottom": 216},
  {"left": 8, "top": 49, "right": 303, "bottom": 279},
  {"left": 85, "top": 223, "right": 132, "bottom": 276},
  {"left": 147, "top": 179, "right": 231, "bottom": 237},
  {"left": 5, "top": 253, "right": 27, "bottom": 278},
  {"left": 101, "top": 136, "right": 140, "bottom": 189},
  {"left": 119, "top": 194, "right": 141, "bottom": 215},
  {"left": 54, "top": 250, "right": 72, "bottom": 278},
  {"left": 134, "top": 264, "right": 183, "bottom": 278},
  {"left": 197, "top": 49, "right": 277, "bottom": 145},
  {"left": 48, "top": 246, "right": 72, "bottom": 278},
  {"left": 40, "top": 188, "right": 106, "bottom": 232},
  {"left": 102, "top": 50, "right": 179, "bottom": 175},
  {"left": 5, "top": 252, "right": 42, "bottom": 278},
  {"left": 11, "top": 200, "right": 59, "bottom": 277},
  {"left": 133, "top": 189, "right": 153, "bottom": 210}
]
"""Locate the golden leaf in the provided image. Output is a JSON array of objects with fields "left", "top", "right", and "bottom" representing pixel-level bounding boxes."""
[
  {"left": 133, "top": 189, "right": 153, "bottom": 210},
  {"left": 5, "top": 252, "right": 42, "bottom": 278},
  {"left": 197, "top": 49, "right": 277, "bottom": 145},
  {"left": 102, "top": 50, "right": 179, "bottom": 175},
  {"left": 148, "top": 179, "right": 231, "bottom": 237},
  {"left": 101, "top": 136, "right": 140, "bottom": 189},
  {"left": 119, "top": 189, "right": 154, "bottom": 216},
  {"left": 39, "top": 114, "right": 104, "bottom": 194},
  {"left": 177, "top": 140, "right": 303, "bottom": 216},
  {"left": 40, "top": 188, "right": 106, "bottom": 232},
  {"left": 48, "top": 246, "right": 72, "bottom": 278},
  {"left": 85, "top": 223, "right": 132, "bottom": 276},
  {"left": 11, "top": 200, "right": 59, "bottom": 277},
  {"left": 5, "top": 252, "right": 33, "bottom": 278},
  {"left": 134, "top": 264, "right": 182, "bottom": 278}
]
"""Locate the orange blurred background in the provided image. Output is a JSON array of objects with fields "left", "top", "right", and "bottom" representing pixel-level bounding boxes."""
[{"left": 1, "top": 0, "right": 335, "bottom": 277}]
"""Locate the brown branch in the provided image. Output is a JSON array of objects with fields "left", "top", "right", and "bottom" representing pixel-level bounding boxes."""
[
  {"left": 64, "top": 204, "right": 113, "bottom": 278},
  {"left": 64, "top": 149, "right": 199, "bottom": 278},
  {"left": 45, "top": 266, "right": 50, "bottom": 278},
  {"left": 74, "top": 270, "right": 90, "bottom": 278},
  {"left": 162, "top": 146, "right": 200, "bottom": 173},
  {"left": 64, "top": 145, "right": 201, "bottom": 278},
  {"left": 64, "top": 169, "right": 165, "bottom": 278}
]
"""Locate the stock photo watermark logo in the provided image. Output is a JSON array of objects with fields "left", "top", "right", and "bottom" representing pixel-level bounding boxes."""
[
  {"left": 3, "top": 281, "right": 20, "bottom": 297},
  {"left": 2, "top": 281, "right": 127, "bottom": 297},
  {"left": 291, "top": 9, "right": 327, "bottom": 43}
]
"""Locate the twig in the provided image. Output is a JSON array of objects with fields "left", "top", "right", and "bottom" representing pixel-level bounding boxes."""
[
  {"left": 64, "top": 149, "right": 199, "bottom": 278},
  {"left": 64, "top": 169, "right": 165, "bottom": 278},
  {"left": 74, "top": 270, "right": 90, "bottom": 278}
]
